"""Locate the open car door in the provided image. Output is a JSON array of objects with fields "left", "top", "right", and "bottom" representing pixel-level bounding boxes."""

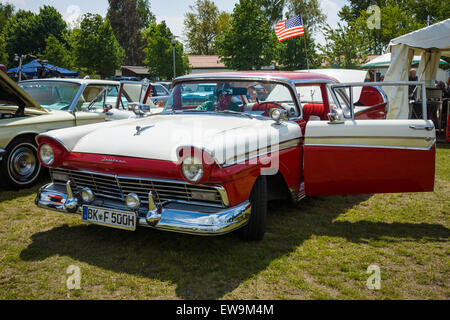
[{"left": 303, "top": 81, "right": 436, "bottom": 196}]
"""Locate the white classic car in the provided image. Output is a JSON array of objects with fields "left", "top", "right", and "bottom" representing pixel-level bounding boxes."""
[{"left": 34, "top": 72, "right": 436, "bottom": 241}]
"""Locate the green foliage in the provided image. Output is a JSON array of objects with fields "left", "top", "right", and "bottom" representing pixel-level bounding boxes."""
[
  {"left": 107, "top": 0, "right": 156, "bottom": 65},
  {"left": 286, "top": 0, "right": 326, "bottom": 32},
  {"left": 143, "top": 21, "right": 190, "bottom": 80},
  {"left": 319, "top": 23, "right": 369, "bottom": 68},
  {"left": 339, "top": 0, "right": 449, "bottom": 55},
  {"left": 0, "top": 34, "right": 8, "bottom": 65},
  {"left": 40, "top": 34, "right": 74, "bottom": 70},
  {"left": 71, "top": 14, "right": 124, "bottom": 78},
  {"left": 278, "top": 34, "right": 320, "bottom": 70},
  {"left": 0, "top": 1, "right": 14, "bottom": 33},
  {"left": 216, "top": 0, "right": 278, "bottom": 70},
  {"left": 3, "top": 6, "right": 67, "bottom": 58},
  {"left": 183, "top": 0, "right": 231, "bottom": 55}
]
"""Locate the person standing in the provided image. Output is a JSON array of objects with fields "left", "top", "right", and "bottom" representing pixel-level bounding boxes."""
[{"left": 409, "top": 69, "right": 419, "bottom": 99}]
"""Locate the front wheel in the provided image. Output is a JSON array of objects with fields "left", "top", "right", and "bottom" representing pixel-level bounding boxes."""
[
  {"left": 1, "top": 137, "right": 44, "bottom": 189},
  {"left": 239, "top": 176, "right": 268, "bottom": 241}
]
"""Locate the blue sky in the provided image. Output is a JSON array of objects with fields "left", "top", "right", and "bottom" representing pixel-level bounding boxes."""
[{"left": 4, "top": 0, "right": 347, "bottom": 45}]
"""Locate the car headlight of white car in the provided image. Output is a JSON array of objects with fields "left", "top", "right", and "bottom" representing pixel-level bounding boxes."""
[{"left": 182, "top": 156, "right": 204, "bottom": 183}]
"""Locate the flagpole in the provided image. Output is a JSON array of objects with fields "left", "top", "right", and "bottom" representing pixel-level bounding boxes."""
[{"left": 300, "top": 14, "right": 310, "bottom": 71}]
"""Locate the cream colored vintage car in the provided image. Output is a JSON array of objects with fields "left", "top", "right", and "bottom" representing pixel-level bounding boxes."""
[{"left": 0, "top": 71, "right": 119, "bottom": 188}]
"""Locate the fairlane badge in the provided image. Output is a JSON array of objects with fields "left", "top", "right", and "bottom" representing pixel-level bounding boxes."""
[{"left": 101, "top": 157, "right": 127, "bottom": 164}]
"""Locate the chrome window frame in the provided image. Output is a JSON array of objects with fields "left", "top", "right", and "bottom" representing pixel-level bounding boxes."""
[
  {"left": 170, "top": 74, "right": 317, "bottom": 120},
  {"left": 327, "top": 81, "right": 428, "bottom": 120}
]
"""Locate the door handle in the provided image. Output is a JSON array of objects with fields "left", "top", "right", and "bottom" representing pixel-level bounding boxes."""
[{"left": 409, "top": 125, "right": 434, "bottom": 131}]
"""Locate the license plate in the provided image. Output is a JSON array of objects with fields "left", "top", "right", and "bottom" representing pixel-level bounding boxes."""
[{"left": 82, "top": 206, "right": 136, "bottom": 231}]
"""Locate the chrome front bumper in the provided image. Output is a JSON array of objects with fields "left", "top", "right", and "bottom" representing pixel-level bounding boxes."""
[{"left": 35, "top": 183, "right": 251, "bottom": 235}]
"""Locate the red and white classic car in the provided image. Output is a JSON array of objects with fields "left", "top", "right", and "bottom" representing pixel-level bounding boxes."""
[{"left": 34, "top": 72, "right": 436, "bottom": 241}]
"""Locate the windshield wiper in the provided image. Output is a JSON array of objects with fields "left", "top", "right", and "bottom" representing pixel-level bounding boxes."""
[{"left": 216, "top": 110, "right": 253, "bottom": 119}]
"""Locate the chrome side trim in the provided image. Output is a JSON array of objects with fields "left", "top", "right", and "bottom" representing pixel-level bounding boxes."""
[
  {"left": 304, "top": 141, "right": 436, "bottom": 151},
  {"left": 222, "top": 138, "right": 301, "bottom": 168}
]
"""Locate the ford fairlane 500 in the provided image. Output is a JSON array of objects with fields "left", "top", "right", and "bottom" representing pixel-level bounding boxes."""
[{"left": 34, "top": 72, "right": 436, "bottom": 240}]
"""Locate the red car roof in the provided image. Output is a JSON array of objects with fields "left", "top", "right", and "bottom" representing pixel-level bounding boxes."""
[{"left": 180, "top": 71, "right": 338, "bottom": 83}]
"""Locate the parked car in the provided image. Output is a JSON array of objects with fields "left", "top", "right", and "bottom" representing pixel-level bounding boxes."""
[
  {"left": 34, "top": 72, "right": 435, "bottom": 240},
  {"left": 105, "top": 81, "right": 164, "bottom": 121},
  {"left": 149, "top": 83, "right": 171, "bottom": 106},
  {"left": 156, "top": 81, "right": 172, "bottom": 92},
  {"left": 0, "top": 71, "right": 119, "bottom": 188}
]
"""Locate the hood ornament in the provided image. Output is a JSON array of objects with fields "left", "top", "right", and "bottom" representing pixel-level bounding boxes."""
[{"left": 135, "top": 125, "right": 154, "bottom": 136}]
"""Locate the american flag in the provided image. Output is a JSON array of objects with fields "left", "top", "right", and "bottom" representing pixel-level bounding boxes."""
[{"left": 275, "top": 15, "right": 305, "bottom": 42}]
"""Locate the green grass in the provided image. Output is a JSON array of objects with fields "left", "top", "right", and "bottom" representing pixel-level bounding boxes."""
[{"left": 0, "top": 144, "right": 449, "bottom": 300}]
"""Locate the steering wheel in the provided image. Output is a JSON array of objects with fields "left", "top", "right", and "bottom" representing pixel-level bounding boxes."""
[{"left": 253, "top": 102, "right": 285, "bottom": 117}]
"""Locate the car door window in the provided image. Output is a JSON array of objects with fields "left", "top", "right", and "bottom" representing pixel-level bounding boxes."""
[{"left": 77, "top": 85, "right": 118, "bottom": 111}]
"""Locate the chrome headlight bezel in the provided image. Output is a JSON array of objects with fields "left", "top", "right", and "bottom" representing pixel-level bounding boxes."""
[
  {"left": 181, "top": 156, "right": 204, "bottom": 183},
  {"left": 39, "top": 144, "right": 54, "bottom": 166}
]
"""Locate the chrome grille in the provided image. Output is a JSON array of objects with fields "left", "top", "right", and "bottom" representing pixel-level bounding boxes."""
[{"left": 50, "top": 168, "right": 224, "bottom": 206}]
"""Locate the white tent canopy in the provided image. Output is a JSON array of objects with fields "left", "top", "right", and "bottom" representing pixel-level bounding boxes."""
[
  {"left": 361, "top": 53, "right": 449, "bottom": 69},
  {"left": 384, "top": 18, "right": 450, "bottom": 119}
]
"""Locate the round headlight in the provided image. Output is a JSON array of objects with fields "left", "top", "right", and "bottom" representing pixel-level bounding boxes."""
[
  {"left": 125, "top": 193, "right": 140, "bottom": 210},
  {"left": 182, "top": 156, "right": 204, "bottom": 183},
  {"left": 39, "top": 144, "right": 54, "bottom": 165}
]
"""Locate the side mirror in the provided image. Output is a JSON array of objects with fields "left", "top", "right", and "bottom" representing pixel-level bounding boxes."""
[
  {"left": 130, "top": 103, "right": 152, "bottom": 117},
  {"left": 328, "top": 106, "right": 344, "bottom": 124}
]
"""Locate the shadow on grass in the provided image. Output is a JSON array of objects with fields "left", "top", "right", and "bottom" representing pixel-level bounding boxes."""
[
  {"left": 437, "top": 142, "right": 450, "bottom": 149},
  {"left": 20, "top": 194, "right": 450, "bottom": 299},
  {"left": 0, "top": 176, "right": 50, "bottom": 203}
]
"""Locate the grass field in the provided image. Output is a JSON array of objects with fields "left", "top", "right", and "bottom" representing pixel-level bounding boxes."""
[{"left": 0, "top": 144, "right": 449, "bottom": 300}]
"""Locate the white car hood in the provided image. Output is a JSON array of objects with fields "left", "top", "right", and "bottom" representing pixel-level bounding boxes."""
[{"left": 48, "top": 114, "right": 302, "bottom": 165}]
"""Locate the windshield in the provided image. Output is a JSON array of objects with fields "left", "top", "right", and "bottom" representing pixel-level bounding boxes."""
[
  {"left": 19, "top": 81, "right": 81, "bottom": 111},
  {"left": 165, "top": 80, "right": 299, "bottom": 117}
]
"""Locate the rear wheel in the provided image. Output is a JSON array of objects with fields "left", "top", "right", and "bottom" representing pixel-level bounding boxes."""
[
  {"left": 1, "top": 137, "right": 43, "bottom": 189},
  {"left": 239, "top": 176, "right": 268, "bottom": 241}
]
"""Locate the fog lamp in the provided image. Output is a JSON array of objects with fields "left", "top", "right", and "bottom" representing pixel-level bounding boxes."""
[
  {"left": 125, "top": 193, "right": 140, "bottom": 210},
  {"left": 81, "top": 187, "right": 95, "bottom": 203}
]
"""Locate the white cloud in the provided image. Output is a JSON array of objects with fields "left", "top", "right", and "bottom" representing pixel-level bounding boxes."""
[
  {"left": 64, "top": 5, "right": 81, "bottom": 27},
  {"left": 5, "top": 0, "right": 27, "bottom": 9}
]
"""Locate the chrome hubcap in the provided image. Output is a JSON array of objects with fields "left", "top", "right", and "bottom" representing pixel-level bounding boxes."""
[{"left": 8, "top": 145, "right": 38, "bottom": 183}]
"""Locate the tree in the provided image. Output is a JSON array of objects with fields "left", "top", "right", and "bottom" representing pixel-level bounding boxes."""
[
  {"left": 286, "top": 0, "right": 326, "bottom": 33},
  {"left": 41, "top": 35, "right": 74, "bottom": 70},
  {"left": 278, "top": 34, "right": 320, "bottom": 70},
  {"left": 275, "top": 0, "right": 324, "bottom": 70},
  {"left": 0, "top": 34, "right": 8, "bottom": 65},
  {"left": 216, "top": 0, "right": 278, "bottom": 70},
  {"left": 3, "top": 6, "right": 67, "bottom": 58},
  {"left": 319, "top": 23, "right": 369, "bottom": 68},
  {"left": 71, "top": 14, "right": 124, "bottom": 78},
  {"left": 143, "top": 21, "right": 190, "bottom": 80},
  {"left": 0, "top": 2, "right": 14, "bottom": 33},
  {"left": 183, "top": 0, "right": 231, "bottom": 55},
  {"left": 338, "top": 0, "right": 449, "bottom": 54},
  {"left": 259, "top": 0, "right": 285, "bottom": 26},
  {"left": 107, "top": 0, "right": 156, "bottom": 65}
]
